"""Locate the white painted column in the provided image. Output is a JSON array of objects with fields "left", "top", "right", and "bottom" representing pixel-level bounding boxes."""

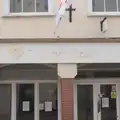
[
  {"left": 34, "top": 82, "right": 39, "bottom": 120},
  {"left": 116, "top": 84, "right": 120, "bottom": 120},
  {"left": 74, "top": 82, "right": 77, "bottom": 120},
  {"left": 11, "top": 83, "right": 16, "bottom": 120},
  {"left": 93, "top": 84, "right": 100, "bottom": 120},
  {"left": 57, "top": 63, "right": 77, "bottom": 120},
  {"left": 57, "top": 79, "right": 61, "bottom": 120},
  {"left": 58, "top": 63, "right": 77, "bottom": 78}
]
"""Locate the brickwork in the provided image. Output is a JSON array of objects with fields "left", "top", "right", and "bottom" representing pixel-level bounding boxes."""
[{"left": 60, "top": 78, "right": 74, "bottom": 120}]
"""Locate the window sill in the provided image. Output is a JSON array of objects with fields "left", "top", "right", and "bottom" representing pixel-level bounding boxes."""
[
  {"left": 3, "top": 12, "right": 55, "bottom": 17},
  {"left": 87, "top": 12, "right": 120, "bottom": 17}
]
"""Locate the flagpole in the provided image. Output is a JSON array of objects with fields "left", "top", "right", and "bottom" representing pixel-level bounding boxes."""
[{"left": 54, "top": 16, "right": 62, "bottom": 36}]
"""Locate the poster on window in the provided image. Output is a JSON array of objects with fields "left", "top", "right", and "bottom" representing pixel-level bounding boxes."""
[
  {"left": 22, "top": 101, "right": 30, "bottom": 111},
  {"left": 39, "top": 103, "right": 44, "bottom": 110},
  {"left": 102, "top": 97, "right": 109, "bottom": 108},
  {"left": 45, "top": 101, "right": 52, "bottom": 112},
  {"left": 112, "top": 85, "right": 116, "bottom": 92}
]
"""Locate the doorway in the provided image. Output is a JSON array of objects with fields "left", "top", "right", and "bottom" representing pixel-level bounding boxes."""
[
  {"left": 15, "top": 81, "right": 58, "bottom": 120},
  {"left": 39, "top": 83, "right": 57, "bottom": 120},
  {"left": 76, "top": 81, "right": 119, "bottom": 120},
  {"left": 77, "top": 85, "right": 93, "bottom": 120},
  {"left": 97, "top": 84, "right": 117, "bottom": 120},
  {"left": 0, "top": 80, "right": 58, "bottom": 120},
  {"left": 16, "top": 84, "right": 34, "bottom": 120}
]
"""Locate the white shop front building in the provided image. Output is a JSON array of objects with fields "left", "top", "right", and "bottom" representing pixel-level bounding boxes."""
[{"left": 0, "top": 42, "right": 120, "bottom": 120}]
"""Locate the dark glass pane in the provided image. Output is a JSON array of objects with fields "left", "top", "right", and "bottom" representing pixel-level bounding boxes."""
[
  {"left": 76, "top": 71, "right": 120, "bottom": 78},
  {"left": 105, "top": 0, "right": 117, "bottom": 11},
  {"left": 16, "top": 84, "right": 34, "bottom": 120},
  {"left": 94, "top": 71, "right": 120, "bottom": 78},
  {"left": 101, "top": 85, "right": 117, "bottom": 120},
  {"left": 0, "top": 64, "right": 57, "bottom": 80},
  {"left": 0, "top": 84, "right": 11, "bottom": 120},
  {"left": 23, "top": 0, "right": 35, "bottom": 12},
  {"left": 77, "top": 85, "right": 93, "bottom": 120},
  {"left": 118, "top": 0, "right": 120, "bottom": 11},
  {"left": 36, "top": 0, "right": 48, "bottom": 12},
  {"left": 39, "top": 83, "right": 57, "bottom": 120},
  {"left": 93, "top": 0, "right": 104, "bottom": 12},
  {"left": 10, "top": 0, "right": 22, "bottom": 12}
]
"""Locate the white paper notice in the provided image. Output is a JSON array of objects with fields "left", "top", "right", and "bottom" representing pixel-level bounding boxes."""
[
  {"left": 39, "top": 103, "right": 44, "bottom": 110},
  {"left": 45, "top": 101, "right": 52, "bottom": 111},
  {"left": 22, "top": 101, "right": 30, "bottom": 111},
  {"left": 102, "top": 97, "right": 109, "bottom": 108},
  {"left": 112, "top": 85, "right": 116, "bottom": 91}
]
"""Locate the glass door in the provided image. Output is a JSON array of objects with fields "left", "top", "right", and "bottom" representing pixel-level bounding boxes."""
[
  {"left": 77, "top": 83, "right": 119, "bottom": 120},
  {"left": 77, "top": 85, "right": 93, "bottom": 120},
  {"left": 16, "top": 84, "right": 34, "bottom": 120},
  {"left": 39, "top": 83, "right": 58, "bottom": 120},
  {"left": 0, "top": 84, "right": 11, "bottom": 120},
  {"left": 96, "top": 84, "right": 118, "bottom": 120}
]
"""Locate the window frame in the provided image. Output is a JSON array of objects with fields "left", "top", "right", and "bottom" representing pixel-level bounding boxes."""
[
  {"left": 88, "top": 0, "right": 120, "bottom": 16},
  {"left": 4, "top": 0, "right": 54, "bottom": 17}
]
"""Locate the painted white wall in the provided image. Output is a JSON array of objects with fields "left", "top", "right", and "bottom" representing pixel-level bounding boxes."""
[
  {"left": 0, "top": 43, "right": 120, "bottom": 63},
  {"left": 0, "top": 0, "right": 120, "bottom": 38}
]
